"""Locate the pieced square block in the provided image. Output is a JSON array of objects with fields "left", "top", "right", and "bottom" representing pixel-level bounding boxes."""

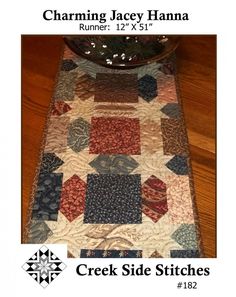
[
  {"left": 95, "top": 73, "right": 138, "bottom": 103},
  {"left": 89, "top": 117, "right": 141, "bottom": 155},
  {"left": 84, "top": 174, "right": 142, "bottom": 224}
]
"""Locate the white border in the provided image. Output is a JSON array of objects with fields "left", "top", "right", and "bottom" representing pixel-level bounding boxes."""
[{"left": 0, "top": 0, "right": 235, "bottom": 295}]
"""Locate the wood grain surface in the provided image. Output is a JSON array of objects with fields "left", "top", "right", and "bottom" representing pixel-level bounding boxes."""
[{"left": 22, "top": 35, "right": 216, "bottom": 257}]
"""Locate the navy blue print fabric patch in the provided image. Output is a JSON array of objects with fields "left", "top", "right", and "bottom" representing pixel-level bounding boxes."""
[
  {"left": 170, "top": 250, "right": 200, "bottom": 258},
  {"left": 166, "top": 155, "right": 189, "bottom": 175},
  {"left": 39, "top": 153, "right": 64, "bottom": 174},
  {"left": 80, "top": 249, "right": 142, "bottom": 258},
  {"left": 84, "top": 174, "right": 142, "bottom": 224},
  {"left": 32, "top": 173, "right": 63, "bottom": 221},
  {"left": 138, "top": 74, "right": 157, "bottom": 102}
]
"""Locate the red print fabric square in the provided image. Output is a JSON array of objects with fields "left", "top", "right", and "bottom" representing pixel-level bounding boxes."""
[
  {"left": 89, "top": 117, "right": 141, "bottom": 155},
  {"left": 59, "top": 175, "right": 86, "bottom": 222}
]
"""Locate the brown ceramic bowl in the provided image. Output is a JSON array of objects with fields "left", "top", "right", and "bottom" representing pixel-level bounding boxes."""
[{"left": 64, "top": 35, "right": 180, "bottom": 69}]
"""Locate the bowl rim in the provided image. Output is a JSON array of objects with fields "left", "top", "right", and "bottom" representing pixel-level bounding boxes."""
[{"left": 64, "top": 35, "right": 180, "bottom": 69}]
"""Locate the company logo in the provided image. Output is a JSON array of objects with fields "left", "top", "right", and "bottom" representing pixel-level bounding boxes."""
[{"left": 22, "top": 245, "right": 66, "bottom": 288}]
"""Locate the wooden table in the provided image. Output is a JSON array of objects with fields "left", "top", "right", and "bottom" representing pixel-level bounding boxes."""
[{"left": 22, "top": 35, "right": 216, "bottom": 257}]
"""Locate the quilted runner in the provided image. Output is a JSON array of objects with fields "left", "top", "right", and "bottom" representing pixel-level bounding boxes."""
[{"left": 24, "top": 45, "right": 203, "bottom": 258}]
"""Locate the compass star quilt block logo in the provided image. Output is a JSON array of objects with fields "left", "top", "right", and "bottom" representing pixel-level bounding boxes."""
[{"left": 22, "top": 246, "right": 66, "bottom": 288}]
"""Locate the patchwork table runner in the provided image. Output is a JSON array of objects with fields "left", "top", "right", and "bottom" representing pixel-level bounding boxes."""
[{"left": 24, "top": 45, "right": 202, "bottom": 258}]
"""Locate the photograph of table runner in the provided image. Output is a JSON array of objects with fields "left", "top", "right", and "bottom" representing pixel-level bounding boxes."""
[{"left": 24, "top": 44, "right": 203, "bottom": 258}]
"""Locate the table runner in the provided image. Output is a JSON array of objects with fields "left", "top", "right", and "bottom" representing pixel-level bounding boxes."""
[{"left": 24, "top": 44, "right": 203, "bottom": 258}]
